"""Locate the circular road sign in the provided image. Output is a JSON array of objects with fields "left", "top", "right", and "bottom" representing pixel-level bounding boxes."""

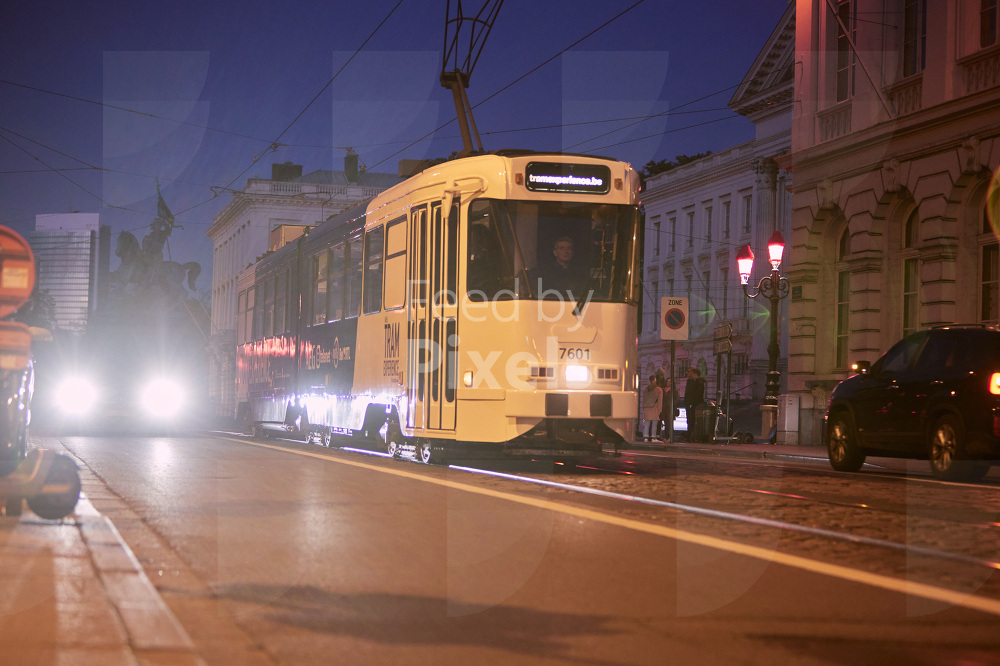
[{"left": 664, "top": 308, "right": 686, "bottom": 330}]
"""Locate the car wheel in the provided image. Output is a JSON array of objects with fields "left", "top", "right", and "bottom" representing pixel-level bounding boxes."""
[
  {"left": 928, "top": 414, "right": 980, "bottom": 482},
  {"left": 827, "top": 412, "right": 865, "bottom": 472}
]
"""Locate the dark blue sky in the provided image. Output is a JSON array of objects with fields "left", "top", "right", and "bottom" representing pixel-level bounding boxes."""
[{"left": 0, "top": 0, "right": 789, "bottom": 287}]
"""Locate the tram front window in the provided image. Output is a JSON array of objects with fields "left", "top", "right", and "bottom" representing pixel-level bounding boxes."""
[{"left": 466, "top": 199, "right": 638, "bottom": 304}]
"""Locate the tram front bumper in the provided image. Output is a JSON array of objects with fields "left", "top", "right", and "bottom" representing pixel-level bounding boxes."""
[{"left": 499, "top": 390, "right": 636, "bottom": 419}]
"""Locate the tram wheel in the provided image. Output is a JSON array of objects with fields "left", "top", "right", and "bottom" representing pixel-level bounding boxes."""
[
  {"left": 416, "top": 440, "right": 444, "bottom": 465},
  {"left": 416, "top": 440, "right": 432, "bottom": 464},
  {"left": 386, "top": 425, "right": 404, "bottom": 459}
]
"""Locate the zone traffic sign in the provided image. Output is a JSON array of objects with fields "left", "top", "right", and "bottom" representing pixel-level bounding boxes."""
[{"left": 660, "top": 297, "right": 689, "bottom": 341}]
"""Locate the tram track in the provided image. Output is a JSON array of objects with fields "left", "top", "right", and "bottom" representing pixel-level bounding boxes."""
[
  {"left": 454, "top": 453, "right": 1000, "bottom": 599},
  {"left": 211, "top": 431, "right": 1000, "bottom": 603}
]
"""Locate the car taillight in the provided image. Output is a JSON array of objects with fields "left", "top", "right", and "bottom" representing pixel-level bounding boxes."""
[{"left": 992, "top": 372, "right": 1000, "bottom": 395}]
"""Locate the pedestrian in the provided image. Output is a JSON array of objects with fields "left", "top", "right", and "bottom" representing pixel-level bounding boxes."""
[
  {"left": 659, "top": 377, "right": 674, "bottom": 441},
  {"left": 642, "top": 375, "right": 662, "bottom": 441},
  {"left": 684, "top": 367, "right": 706, "bottom": 441},
  {"left": 654, "top": 367, "right": 669, "bottom": 438}
]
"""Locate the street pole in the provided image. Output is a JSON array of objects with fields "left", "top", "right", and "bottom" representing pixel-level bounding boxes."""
[{"left": 736, "top": 231, "right": 790, "bottom": 442}]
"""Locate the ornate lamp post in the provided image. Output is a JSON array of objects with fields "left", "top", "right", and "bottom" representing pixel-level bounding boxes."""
[{"left": 736, "top": 230, "right": 790, "bottom": 437}]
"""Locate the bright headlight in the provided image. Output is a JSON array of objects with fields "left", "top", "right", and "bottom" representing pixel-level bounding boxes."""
[
  {"left": 55, "top": 376, "right": 98, "bottom": 415},
  {"left": 140, "top": 377, "right": 185, "bottom": 418}
]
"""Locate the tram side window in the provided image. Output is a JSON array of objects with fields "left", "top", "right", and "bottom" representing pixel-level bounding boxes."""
[
  {"left": 384, "top": 217, "right": 407, "bottom": 310},
  {"left": 237, "top": 290, "right": 247, "bottom": 345},
  {"left": 255, "top": 284, "right": 268, "bottom": 340},
  {"left": 262, "top": 277, "right": 274, "bottom": 338},
  {"left": 311, "top": 251, "right": 329, "bottom": 325},
  {"left": 347, "top": 236, "right": 363, "bottom": 317},
  {"left": 447, "top": 204, "right": 458, "bottom": 304},
  {"left": 274, "top": 269, "right": 287, "bottom": 335},
  {"left": 245, "top": 288, "right": 255, "bottom": 343},
  {"left": 329, "top": 243, "right": 345, "bottom": 321},
  {"left": 363, "top": 226, "right": 385, "bottom": 314}
]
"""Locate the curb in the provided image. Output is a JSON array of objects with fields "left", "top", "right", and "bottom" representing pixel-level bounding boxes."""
[{"left": 75, "top": 494, "right": 204, "bottom": 663}]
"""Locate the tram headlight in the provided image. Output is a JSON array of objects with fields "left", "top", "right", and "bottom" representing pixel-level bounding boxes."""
[
  {"left": 565, "top": 365, "right": 588, "bottom": 383},
  {"left": 55, "top": 375, "right": 99, "bottom": 415},
  {"left": 140, "top": 377, "right": 186, "bottom": 419},
  {"left": 463, "top": 371, "right": 474, "bottom": 387}
]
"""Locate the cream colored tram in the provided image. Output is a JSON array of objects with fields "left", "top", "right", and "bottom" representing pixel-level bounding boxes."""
[{"left": 235, "top": 151, "right": 642, "bottom": 462}]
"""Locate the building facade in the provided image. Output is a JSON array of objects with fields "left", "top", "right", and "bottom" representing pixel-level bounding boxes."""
[
  {"left": 205, "top": 155, "right": 402, "bottom": 419},
  {"left": 29, "top": 213, "right": 110, "bottom": 334},
  {"left": 783, "top": 0, "right": 1000, "bottom": 445},
  {"left": 639, "top": 4, "right": 795, "bottom": 438}
]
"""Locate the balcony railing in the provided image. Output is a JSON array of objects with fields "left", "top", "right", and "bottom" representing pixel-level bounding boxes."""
[
  {"left": 886, "top": 76, "right": 922, "bottom": 117},
  {"left": 960, "top": 45, "right": 1000, "bottom": 95},
  {"left": 817, "top": 102, "right": 852, "bottom": 142}
]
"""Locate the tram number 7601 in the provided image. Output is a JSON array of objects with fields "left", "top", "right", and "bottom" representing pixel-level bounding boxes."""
[{"left": 559, "top": 347, "right": 591, "bottom": 361}]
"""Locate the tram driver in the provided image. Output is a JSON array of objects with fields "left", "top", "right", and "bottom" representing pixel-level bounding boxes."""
[{"left": 538, "top": 236, "right": 587, "bottom": 296}]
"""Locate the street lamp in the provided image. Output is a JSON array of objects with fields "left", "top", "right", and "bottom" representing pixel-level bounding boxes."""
[{"left": 736, "top": 230, "right": 790, "bottom": 436}]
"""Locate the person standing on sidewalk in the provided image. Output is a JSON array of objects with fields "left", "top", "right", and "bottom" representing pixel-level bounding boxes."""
[
  {"left": 684, "top": 367, "right": 706, "bottom": 442},
  {"left": 642, "top": 375, "right": 662, "bottom": 441}
]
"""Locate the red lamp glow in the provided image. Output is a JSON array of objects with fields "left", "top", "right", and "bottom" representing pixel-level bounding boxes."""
[
  {"left": 736, "top": 245, "right": 754, "bottom": 284},
  {"left": 767, "top": 230, "right": 785, "bottom": 269}
]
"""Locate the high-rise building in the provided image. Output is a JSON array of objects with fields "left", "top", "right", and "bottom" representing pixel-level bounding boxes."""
[{"left": 29, "top": 213, "right": 111, "bottom": 334}]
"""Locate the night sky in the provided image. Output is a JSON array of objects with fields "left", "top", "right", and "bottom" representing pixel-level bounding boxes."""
[{"left": 0, "top": 0, "right": 789, "bottom": 288}]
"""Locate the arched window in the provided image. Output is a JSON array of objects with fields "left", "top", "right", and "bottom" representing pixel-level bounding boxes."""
[
  {"left": 836, "top": 225, "right": 851, "bottom": 368},
  {"left": 904, "top": 209, "right": 919, "bottom": 248},
  {"left": 838, "top": 228, "right": 850, "bottom": 260}
]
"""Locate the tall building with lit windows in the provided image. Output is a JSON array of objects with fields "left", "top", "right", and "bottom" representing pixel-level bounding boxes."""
[
  {"left": 782, "top": 0, "right": 1000, "bottom": 445},
  {"left": 29, "top": 212, "right": 111, "bottom": 334}
]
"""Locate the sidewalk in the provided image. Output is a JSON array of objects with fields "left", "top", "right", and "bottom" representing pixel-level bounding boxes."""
[{"left": 0, "top": 441, "right": 201, "bottom": 665}]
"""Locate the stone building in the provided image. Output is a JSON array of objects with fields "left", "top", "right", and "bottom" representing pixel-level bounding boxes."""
[
  {"left": 782, "top": 0, "right": 1000, "bottom": 445},
  {"left": 638, "top": 3, "right": 795, "bottom": 437}
]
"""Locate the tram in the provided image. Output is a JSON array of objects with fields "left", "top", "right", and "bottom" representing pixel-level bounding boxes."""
[{"left": 235, "top": 151, "right": 642, "bottom": 462}]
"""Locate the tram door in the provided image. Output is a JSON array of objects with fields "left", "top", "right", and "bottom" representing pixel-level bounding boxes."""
[{"left": 407, "top": 202, "right": 458, "bottom": 432}]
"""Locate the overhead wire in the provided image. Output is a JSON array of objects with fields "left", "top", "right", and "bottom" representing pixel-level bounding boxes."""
[{"left": 369, "top": 0, "right": 648, "bottom": 171}]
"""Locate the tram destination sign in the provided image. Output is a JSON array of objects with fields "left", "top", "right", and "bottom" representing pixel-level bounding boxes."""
[{"left": 525, "top": 162, "right": 611, "bottom": 195}]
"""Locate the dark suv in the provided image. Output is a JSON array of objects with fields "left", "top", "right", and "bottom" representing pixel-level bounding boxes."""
[{"left": 826, "top": 325, "right": 1000, "bottom": 481}]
